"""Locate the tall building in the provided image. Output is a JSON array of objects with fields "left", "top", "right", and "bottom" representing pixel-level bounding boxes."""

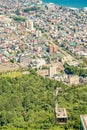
[
  {"left": 25, "top": 19, "right": 34, "bottom": 30},
  {"left": 80, "top": 115, "right": 87, "bottom": 130},
  {"left": 25, "top": 20, "right": 29, "bottom": 28},
  {"left": 49, "top": 42, "right": 58, "bottom": 55},
  {"left": 28, "top": 20, "right": 34, "bottom": 30},
  {"left": 36, "top": 30, "right": 42, "bottom": 37},
  {"left": 49, "top": 66, "right": 57, "bottom": 78}
]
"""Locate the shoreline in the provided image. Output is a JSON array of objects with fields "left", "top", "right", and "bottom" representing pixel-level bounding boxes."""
[{"left": 42, "top": 0, "right": 87, "bottom": 10}]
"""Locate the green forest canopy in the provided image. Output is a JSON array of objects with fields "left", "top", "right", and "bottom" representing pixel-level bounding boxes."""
[
  {"left": 13, "top": 16, "right": 26, "bottom": 21},
  {"left": 0, "top": 69, "right": 87, "bottom": 130},
  {"left": 64, "top": 63, "right": 87, "bottom": 77},
  {"left": 23, "top": 6, "right": 40, "bottom": 12}
]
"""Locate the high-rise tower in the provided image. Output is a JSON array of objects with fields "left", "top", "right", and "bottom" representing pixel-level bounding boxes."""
[{"left": 25, "top": 19, "right": 34, "bottom": 30}]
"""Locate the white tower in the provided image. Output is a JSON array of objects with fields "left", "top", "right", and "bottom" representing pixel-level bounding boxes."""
[
  {"left": 36, "top": 30, "right": 42, "bottom": 37},
  {"left": 25, "top": 19, "right": 34, "bottom": 30},
  {"left": 25, "top": 20, "right": 29, "bottom": 28},
  {"left": 28, "top": 20, "right": 34, "bottom": 30}
]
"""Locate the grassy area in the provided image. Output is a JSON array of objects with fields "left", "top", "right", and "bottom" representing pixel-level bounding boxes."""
[
  {"left": 49, "top": 126, "right": 65, "bottom": 130},
  {"left": 0, "top": 70, "right": 30, "bottom": 78},
  {"left": 1, "top": 71, "right": 22, "bottom": 78}
]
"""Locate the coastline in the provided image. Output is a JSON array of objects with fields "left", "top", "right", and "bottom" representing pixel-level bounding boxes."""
[{"left": 42, "top": 0, "right": 87, "bottom": 9}]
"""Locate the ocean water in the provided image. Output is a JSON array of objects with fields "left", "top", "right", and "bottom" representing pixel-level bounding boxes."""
[{"left": 43, "top": 0, "right": 87, "bottom": 9}]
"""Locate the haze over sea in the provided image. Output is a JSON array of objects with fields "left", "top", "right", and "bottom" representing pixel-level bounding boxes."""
[{"left": 43, "top": 0, "right": 87, "bottom": 9}]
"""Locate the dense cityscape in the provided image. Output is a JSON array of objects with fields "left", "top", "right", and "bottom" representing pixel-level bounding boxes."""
[
  {"left": 0, "top": 0, "right": 87, "bottom": 130},
  {"left": 0, "top": 0, "right": 87, "bottom": 85}
]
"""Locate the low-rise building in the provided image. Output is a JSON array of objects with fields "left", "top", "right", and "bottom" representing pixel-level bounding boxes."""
[
  {"left": 55, "top": 107, "right": 68, "bottom": 124},
  {"left": 80, "top": 115, "right": 87, "bottom": 130},
  {"left": 37, "top": 69, "right": 49, "bottom": 77},
  {"left": 49, "top": 66, "right": 58, "bottom": 78},
  {"left": 68, "top": 75, "right": 79, "bottom": 85}
]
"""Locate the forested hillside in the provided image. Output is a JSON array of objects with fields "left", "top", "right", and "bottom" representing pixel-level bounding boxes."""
[{"left": 0, "top": 69, "right": 87, "bottom": 130}]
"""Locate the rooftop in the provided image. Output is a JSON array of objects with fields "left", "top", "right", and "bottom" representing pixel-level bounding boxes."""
[
  {"left": 55, "top": 102, "right": 67, "bottom": 118},
  {"left": 56, "top": 108, "right": 67, "bottom": 118},
  {"left": 80, "top": 115, "right": 87, "bottom": 130}
]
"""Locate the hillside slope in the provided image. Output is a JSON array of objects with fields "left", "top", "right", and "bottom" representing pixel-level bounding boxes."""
[{"left": 0, "top": 70, "right": 87, "bottom": 130}]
